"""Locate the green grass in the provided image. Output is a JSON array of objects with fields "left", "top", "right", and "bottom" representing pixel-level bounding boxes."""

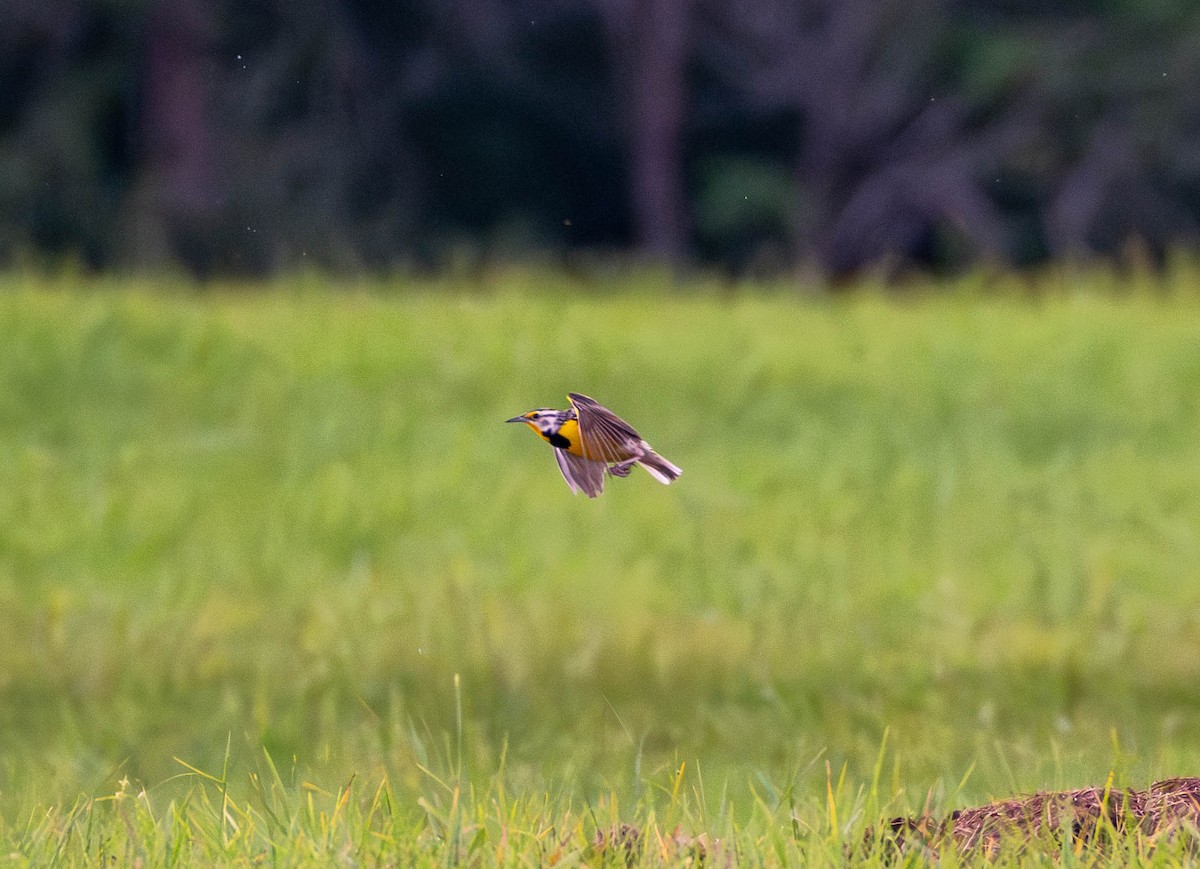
[{"left": 1, "top": 268, "right": 1200, "bottom": 862}]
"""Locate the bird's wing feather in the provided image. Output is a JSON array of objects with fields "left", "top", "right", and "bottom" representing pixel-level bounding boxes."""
[
  {"left": 554, "top": 448, "right": 607, "bottom": 498},
  {"left": 568, "top": 393, "right": 641, "bottom": 463}
]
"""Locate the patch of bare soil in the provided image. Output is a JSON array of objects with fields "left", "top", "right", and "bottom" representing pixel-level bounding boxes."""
[
  {"left": 589, "top": 779, "right": 1200, "bottom": 863},
  {"left": 882, "top": 777, "right": 1200, "bottom": 858}
]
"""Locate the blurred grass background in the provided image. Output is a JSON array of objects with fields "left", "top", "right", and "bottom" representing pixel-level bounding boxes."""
[{"left": 1, "top": 269, "right": 1199, "bottom": 822}]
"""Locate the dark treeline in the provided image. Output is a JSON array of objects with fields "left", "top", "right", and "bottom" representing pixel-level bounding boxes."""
[{"left": 3, "top": 0, "right": 1200, "bottom": 277}]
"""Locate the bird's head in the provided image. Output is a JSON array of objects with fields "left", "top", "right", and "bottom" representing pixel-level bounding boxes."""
[{"left": 505, "top": 408, "right": 560, "bottom": 436}]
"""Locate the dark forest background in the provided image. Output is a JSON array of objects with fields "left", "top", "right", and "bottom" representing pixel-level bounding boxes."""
[{"left": 4, "top": 0, "right": 1200, "bottom": 277}]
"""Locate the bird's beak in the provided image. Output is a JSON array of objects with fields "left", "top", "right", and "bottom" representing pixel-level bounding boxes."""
[{"left": 505, "top": 415, "right": 528, "bottom": 424}]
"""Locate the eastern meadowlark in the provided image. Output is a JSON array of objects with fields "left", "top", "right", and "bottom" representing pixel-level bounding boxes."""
[{"left": 506, "top": 393, "right": 682, "bottom": 498}]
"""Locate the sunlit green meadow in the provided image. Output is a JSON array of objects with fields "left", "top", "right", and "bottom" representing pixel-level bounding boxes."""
[{"left": 1, "top": 268, "right": 1200, "bottom": 863}]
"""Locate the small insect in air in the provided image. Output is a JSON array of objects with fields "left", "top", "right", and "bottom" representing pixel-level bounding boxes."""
[{"left": 506, "top": 393, "right": 682, "bottom": 498}]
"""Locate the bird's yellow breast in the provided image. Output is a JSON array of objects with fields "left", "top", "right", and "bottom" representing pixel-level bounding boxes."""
[{"left": 532, "top": 416, "right": 584, "bottom": 456}]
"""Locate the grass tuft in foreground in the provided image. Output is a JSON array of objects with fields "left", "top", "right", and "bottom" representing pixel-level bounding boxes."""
[{"left": 9, "top": 761, "right": 1200, "bottom": 865}]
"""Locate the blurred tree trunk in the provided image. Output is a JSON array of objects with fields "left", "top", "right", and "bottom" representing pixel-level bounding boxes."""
[
  {"left": 130, "top": 0, "right": 222, "bottom": 269},
  {"left": 599, "top": 0, "right": 692, "bottom": 263}
]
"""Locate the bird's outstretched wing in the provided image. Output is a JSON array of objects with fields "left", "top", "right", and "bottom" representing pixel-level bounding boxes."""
[
  {"left": 567, "top": 393, "right": 640, "bottom": 463},
  {"left": 554, "top": 448, "right": 607, "bottom": 498}
]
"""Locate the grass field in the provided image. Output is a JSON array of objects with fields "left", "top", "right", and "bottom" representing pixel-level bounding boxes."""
[{"left": 1, "top": 269, "right": 1199, "bottom": 863}]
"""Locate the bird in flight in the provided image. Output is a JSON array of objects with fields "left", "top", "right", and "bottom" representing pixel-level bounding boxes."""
[{"left": 506, "top": 393, "right": 681, "bottom": 498}]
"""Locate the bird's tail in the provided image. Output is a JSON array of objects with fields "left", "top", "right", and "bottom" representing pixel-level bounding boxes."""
[{"left": 638, "top": 451, "right": 682, "bottom": 485}]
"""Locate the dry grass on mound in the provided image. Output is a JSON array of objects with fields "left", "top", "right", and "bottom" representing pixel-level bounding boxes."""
[{"left": 883, "top": 777, "right": 1200, "bottom": 857}]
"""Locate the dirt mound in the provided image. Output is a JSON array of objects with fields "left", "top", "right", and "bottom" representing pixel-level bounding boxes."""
[
  {"left": 589, "top": 778, "right": 1200, "bottom": 863},
  {"left": 883, "top": 777, "right": 1200, "bottom": 857}
]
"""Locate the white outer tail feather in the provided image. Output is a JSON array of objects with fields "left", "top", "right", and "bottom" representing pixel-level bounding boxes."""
[{"left": 638, "top": 451, "right": 682, "bottom": 485}]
